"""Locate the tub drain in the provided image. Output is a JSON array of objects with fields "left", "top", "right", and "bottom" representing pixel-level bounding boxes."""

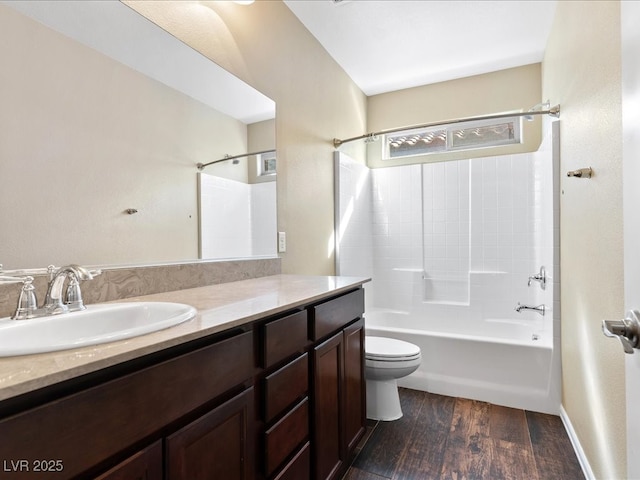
[{"left": 532, "top": 334, "right": 540, "bottom": 341}]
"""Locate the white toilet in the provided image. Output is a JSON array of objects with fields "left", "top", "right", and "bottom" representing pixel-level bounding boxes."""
[{"left": 364, "top": 336, "right": 421, "bottom": 421}]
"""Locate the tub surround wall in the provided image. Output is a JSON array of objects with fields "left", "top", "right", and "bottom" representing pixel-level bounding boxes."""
[
  {"left": 334, "top": 152, "right": 374, "bottom": 311},
  {"left": 199, "top": 174, "right": 277, "bottom": 259},
  {"left": 0, "top": 258, "right": 280, "bottom": 319},
  {"left": 336, "top": 120, "right": 560, "bottom": 414},
  {"left": 339, "top": 148, "right": 550, "bottom": 326}
]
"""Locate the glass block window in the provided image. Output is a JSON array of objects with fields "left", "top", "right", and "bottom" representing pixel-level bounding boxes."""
[
  {"left": 257, "top": 151, "right": 276, "bottom": 176},
  {"left": 387, "top": 129, "right": 447, "bottom": 157},
  {"left": 384, "top": 116, "right": 521, "bottom": 160}
]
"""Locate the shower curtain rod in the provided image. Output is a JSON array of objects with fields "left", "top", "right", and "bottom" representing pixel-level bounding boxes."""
[
  {"left": 332, "top": 104, "right": 561, "bottom": 148},
  {"left": 197, "top": 148, "right": 276, "bottom": 170}
]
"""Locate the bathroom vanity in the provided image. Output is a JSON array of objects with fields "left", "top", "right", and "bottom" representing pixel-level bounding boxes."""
[{"left": 0, "top": 274, "right": 368, "bottom": 480}]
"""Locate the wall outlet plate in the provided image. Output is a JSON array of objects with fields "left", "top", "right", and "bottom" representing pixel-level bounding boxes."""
[{"left": 278, "top": 232, "right": 286, "bottom": 253}]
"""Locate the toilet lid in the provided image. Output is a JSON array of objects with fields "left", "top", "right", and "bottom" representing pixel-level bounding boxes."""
[{"left": 365, "top": 336, "right": 421, "bottom": 360}]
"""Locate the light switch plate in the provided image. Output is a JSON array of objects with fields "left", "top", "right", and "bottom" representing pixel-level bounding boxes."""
[{"left": 278, "top": 231, "right": 286, "bottom": 253}]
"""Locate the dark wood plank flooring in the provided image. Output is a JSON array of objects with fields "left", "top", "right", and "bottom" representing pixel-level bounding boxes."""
[{"left": 343, "top": 388, "right": 584, "bottom": 480}]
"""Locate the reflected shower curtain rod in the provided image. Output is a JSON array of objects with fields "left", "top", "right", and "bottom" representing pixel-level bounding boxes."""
[
  {"left": 332, "top": 104, "right": 561, "bottom": 148},
  {"left": 197, "top": 148, "right": 276, "bottom": 170}
]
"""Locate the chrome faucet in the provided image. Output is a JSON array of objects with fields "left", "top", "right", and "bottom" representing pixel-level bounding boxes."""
[
  {"left": 515, "top": 302, "right": 545, "bottom": 316},
  {"left": 42, "top": 265, "right": 95, "bottom": 315},
  {"left": 1, "top": 264, "right": 100, "bottom": 320}
]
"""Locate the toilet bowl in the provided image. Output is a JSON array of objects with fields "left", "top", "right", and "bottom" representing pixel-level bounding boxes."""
[{"left": 365, "top": 336, "right": 421, "bottom": 421}]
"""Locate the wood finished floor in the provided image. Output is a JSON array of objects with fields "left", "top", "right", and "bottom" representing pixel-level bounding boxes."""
[{"left": 343, "top": 388, "right": 584, "bottom": 480}]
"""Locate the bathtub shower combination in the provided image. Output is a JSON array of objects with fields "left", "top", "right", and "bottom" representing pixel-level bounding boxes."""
[
  {"left": 365, "top": 309, "right": 555, "bottom": 413},
  {"left": 335, "top": 120, "right": 561, "bottom": 414}
]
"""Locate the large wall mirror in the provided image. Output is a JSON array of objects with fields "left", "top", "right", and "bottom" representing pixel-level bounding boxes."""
[{"left": 0, "top": 1, "right": 276, "bottom": 270}]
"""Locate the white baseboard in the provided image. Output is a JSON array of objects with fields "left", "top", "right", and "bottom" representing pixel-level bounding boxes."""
[{"left": 560, "top": 405, "right": 595, "bottom": 480}]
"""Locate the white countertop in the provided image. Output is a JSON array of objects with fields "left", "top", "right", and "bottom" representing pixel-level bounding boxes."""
[{"left": 0, "top": 274, "right": 369, "bottom": 402}]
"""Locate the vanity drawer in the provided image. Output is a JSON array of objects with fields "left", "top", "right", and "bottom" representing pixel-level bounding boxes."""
[
  {"left": 0, "top": 331, "right": 254, "bottom": 479},
  {"left": 310, "top": 288, "right": 364, "bottom": 341},
  {"left": 273, "top": 442, "right": 310, "bottom": 480},
  {"left": 262, "top": 310, "right": 308, "bottom": 368},
  {"left": 264, "top": 397, "right": 309, "bottom": 477},
  {"left": 264, "top": 353, "right": 308, "bottom": 423}
]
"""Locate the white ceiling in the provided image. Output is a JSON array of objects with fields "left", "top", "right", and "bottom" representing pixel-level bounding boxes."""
[{"left": 283, "top": 0, "right": 557, "bottom": 96}]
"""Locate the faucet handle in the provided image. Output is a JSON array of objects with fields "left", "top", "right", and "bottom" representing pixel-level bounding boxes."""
[
  {"left": 527, "top": 266, "right": 546, "bottom": 290},
  {"left": 65, "top": 274, "right": 86, "bottom": 311},
  {"left": 12, "top": 276, "right": 38, "bottom": 320},
  {"left": 88, "top": 269, "right": 102, "bottom": 278},
  {"left": 63, "top": 266, "right": 100, "bottom": 311},
  {"left": 64, "top": 267, "right": 100, "bottom": 311}
]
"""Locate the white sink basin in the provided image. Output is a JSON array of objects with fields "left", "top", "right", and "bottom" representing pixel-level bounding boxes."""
[{"left": 0, "top": 302, "right": 196, "bottom": 357}]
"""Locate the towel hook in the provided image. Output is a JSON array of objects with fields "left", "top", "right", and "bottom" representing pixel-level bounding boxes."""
[{"left": 567, "top": 167, "right": 592, "bottom": 178}]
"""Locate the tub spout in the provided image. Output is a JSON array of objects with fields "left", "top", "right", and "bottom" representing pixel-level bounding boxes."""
[{"left": 515, "top": 302, "right": 545, "bottom": 316}]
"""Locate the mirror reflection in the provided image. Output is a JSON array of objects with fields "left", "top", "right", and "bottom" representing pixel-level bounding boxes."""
[
  {"left": 198, "top": 147, "right": 277, "bottom": 260},
  {"left": 0, "top": 1, "right": 276, "bottom": 269}
]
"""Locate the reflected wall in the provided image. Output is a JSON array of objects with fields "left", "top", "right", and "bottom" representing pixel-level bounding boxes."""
[{"left": 0, "top": 2, "right": 275, "bottom": 269}]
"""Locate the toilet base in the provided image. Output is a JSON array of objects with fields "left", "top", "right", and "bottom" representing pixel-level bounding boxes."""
[{"left": 366, "top": 378, "right": 403, "bottom": 421}]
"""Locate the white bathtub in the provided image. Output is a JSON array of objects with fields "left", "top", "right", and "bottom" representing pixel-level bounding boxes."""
[{"left": 364, "top": 309, "right": 560, "bottom": 414}]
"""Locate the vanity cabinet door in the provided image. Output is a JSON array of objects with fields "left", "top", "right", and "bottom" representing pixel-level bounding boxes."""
[
  {"left": 312, "top": 332, "right": 344, "bottom": 480},
  {"left": 343, "top": 318, "right": 365, "bottom": 455},
  {"left": 94, "top": 441, "right": 162, "bottom": 480},
  {"left": 311, "top": 317, "right": 366, "bottom": 480},
  {"left": 165, "top": 387, "right": 255, "bottom": 480}
]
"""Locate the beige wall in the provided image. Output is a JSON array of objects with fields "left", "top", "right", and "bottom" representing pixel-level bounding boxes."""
[
  {"left": 543, "top": 1, "right": 625, "bottom": 478},
  {"left": 127, "top": 1, "right": 368, "bottom": 275},
  {"left": 366, "top": 64, "right": 543, "bottom": 167}
]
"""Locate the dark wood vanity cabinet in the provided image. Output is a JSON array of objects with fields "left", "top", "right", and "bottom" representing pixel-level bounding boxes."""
[
  {"left": 0, "top": 286, "right": 365, "bottom": 480},
  {"left": 166, "top": 387, "right": 255, "bottom": 480},
  {"left": 310, "top": 290, "right": 366, "bottom": 480},
  {"left": 94, "top": 387, "right": 256, "bottom": 480},
  {"left": 312, "top": 332, "right": 344, "bottom": 480},
  {"left": 343, "top": 319, "right": 366, "bottom": 455},
  {"left": 0, "top": 330, "right": 256, "bottom": 480},
  {"left": 259, "top": 309, "right": 310, "bottom": 480},
  {"left": 89, "top": 388, "right": 256, "bottom": 480},
  {"left": 94, "top": 441, "right": 163, "bottom": 480},
  {"left": 261, "top": 287, "right": 365, "bottom": 480}
]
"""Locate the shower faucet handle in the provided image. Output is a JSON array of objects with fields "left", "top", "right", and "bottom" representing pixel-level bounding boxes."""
[{"left": 527, "top": 266, "right": 546, "bottom": 290}]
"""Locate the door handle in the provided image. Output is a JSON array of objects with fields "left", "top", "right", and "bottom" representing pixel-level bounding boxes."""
[{"left": 602, "top": 310, "right": 640, "bottom": 354}]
